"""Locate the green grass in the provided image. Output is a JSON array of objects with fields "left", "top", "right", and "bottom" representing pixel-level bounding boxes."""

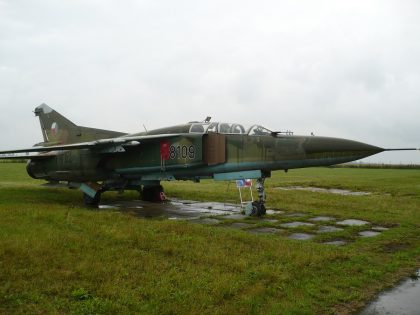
[{"left": 0, "top": 164, "right": 419, "bottom": 314}]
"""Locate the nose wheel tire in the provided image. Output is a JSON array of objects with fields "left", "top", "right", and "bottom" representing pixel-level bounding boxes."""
[{"left": 251, "top": 201, "right": 266, "bottom": 216}]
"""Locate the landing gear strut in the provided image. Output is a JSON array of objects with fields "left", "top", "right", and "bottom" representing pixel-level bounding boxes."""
[
  {"left": 251, "top": 178, "right": 266, "bottom": 216},
  {"left": 141, "top": 185, "right": 166, "bottom": 202},
  {"left": 83, "top": 192, "right": 101, "bottom": 207}
]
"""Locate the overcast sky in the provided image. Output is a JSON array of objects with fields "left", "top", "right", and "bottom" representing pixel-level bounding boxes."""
[{"left": 0, "top": 0, "right": 419, "bottom": 163}]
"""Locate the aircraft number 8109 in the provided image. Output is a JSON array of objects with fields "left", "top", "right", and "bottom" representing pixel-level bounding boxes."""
[{"left": 169, "top": 145, "right": 195, "bottom": 160}]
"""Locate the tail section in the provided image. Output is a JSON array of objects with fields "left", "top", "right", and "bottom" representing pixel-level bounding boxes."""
[{"left": 34, "top": 103, "right": 127, "bottom": 145}]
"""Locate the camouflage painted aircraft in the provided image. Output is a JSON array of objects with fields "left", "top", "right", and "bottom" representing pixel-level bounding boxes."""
[{"left": 0, "top": 104, "right": 418, "bottom": 215}]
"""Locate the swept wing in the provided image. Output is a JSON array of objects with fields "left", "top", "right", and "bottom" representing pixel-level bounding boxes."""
[{"left": 0, "top": 134, "right": 181, "bottom": 158}]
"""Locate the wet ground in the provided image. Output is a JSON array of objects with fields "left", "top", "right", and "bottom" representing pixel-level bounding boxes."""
[
  {"left": 99, "top": 199, "right": 241, "bottom": 220},
  {"left": 98, "top": 198, "right": 390, "bottom": 246},
  {"left": 359, "top": 269, "right": 420, "bottom": 315},
  {"left": 99, "top": 199, "right": 416, "bottom": 313}
]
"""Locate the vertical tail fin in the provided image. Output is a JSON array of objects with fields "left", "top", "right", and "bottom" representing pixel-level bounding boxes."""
[
  {"left": 34, "top": 104, "right": 77, "bottom": 145},
  {"left": 34, "top": 104, "right": 126, "bottom": 145}
]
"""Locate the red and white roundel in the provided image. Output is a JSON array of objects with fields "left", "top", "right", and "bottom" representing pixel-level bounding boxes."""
[{"left": 51, "top": 122, "right": 59, "bottom": 135}]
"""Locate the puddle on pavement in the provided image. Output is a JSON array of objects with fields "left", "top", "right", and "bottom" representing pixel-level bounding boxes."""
[
  {"left": 359, "top": 269, "right": 420, "bottom": 315},
  {"left": 337, "top": 219, "right": 370, "bottom": 226},
  {"left": 99, "top": 199, "right": 243, "bottom": 220},
  {"left": 276, "top": 186, "right": 371, "bottom": 196},
  {"left": 98, "top": 205, "right": 120, "bottom": 210}
]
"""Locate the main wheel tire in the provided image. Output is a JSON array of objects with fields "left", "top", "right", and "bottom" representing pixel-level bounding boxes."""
[
  {"left": 141, "top": 186, "right": 153, "bottom": 201},
  {"left": 141, "top": 185, "right": 166, "bottom": 202},
  {"left": 83, "top": 192, "right": 101, "bottom": 207}
]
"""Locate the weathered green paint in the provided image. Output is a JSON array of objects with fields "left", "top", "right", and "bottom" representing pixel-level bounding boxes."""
[
  {"left": 1, "top": 104, "right": 393, "bottom": 196},
  {"left": 26, "top": 131, "right": 382, "bottom": 184}
]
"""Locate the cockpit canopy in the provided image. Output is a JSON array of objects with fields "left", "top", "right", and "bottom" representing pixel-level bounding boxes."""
[{"left": 189, "top": 122, "right": 272, "bottom": 136}]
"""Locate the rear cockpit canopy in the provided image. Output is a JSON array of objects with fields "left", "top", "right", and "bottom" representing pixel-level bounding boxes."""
[{"left": 189, "top": 122, "right": 272, "bottom": 136}]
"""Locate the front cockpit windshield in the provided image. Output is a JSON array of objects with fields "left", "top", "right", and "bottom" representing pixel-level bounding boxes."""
[{"left": 189, "top": 122, "right": 272, "bottom": 135}]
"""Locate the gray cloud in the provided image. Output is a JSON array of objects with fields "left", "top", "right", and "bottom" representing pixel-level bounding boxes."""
[{"left": 0, "top": 0, "right": 419, "bottom": 163}]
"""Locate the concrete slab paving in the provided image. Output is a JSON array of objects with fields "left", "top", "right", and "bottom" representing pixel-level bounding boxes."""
[
  {"left": 309, "top": 216, "right": 336, "bottom": 222},
  {"left": 280, "top": 221, "right": 315, "bottom": 228},
  {"left": 337, "top": 219, "right": 370, "bottom": 226},
  {"left": 359, "top": 231, "right": 381, "bottom": 237},
  {"left": 100, "top": 199, "right": 243, "bottom": 220},
  {"left": 317, "top": 225, "right": 344, "bottom": 233},
  {"left": 99, "top": 199, "right": 392, "bottom": 247}
]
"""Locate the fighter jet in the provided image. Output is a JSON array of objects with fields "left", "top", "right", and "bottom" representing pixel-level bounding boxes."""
[{"left": 0, "top": 104, "right": 417, "bottom": 215}]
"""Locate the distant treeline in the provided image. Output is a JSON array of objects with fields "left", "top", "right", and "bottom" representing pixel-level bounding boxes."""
[
  {"left": 0, "top": 159, "right": 27, "bottom": 163},
  {"left": 332, "top": 163, "right": 420, "bottom": 170}
]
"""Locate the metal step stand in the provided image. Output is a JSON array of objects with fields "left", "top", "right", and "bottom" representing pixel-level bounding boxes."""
[{"left": 236, "top": 179, "right": 254, "bottom": 215}]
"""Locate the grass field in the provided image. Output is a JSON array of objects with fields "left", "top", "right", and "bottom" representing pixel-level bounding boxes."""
[{"left": 0, "top": 163, "right": 419, "bottom": 314}]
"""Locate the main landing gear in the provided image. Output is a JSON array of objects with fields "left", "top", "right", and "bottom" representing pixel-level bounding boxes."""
[
  {"left": 141, "top": 185, "right": 166, "bottom": 202},
  {"left": 81, "top": 183, "right": 166, "bottom": 207},
  {"left": 248, "top": 178, "right": 266, "bottom": 216},
  {"left": 83, "top": 192, "right": 101, "bottom": 207}
]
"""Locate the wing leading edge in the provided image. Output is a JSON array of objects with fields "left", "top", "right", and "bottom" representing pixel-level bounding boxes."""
[{"left": 0, "top": 134, "right": 181, "bottom": 158}]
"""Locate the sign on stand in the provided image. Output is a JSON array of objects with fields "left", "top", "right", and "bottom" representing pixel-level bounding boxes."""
[{"left": 236, "top": 179, "right": 254, "bottom": 207}]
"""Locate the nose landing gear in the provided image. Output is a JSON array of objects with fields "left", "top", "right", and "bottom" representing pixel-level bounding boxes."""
[
  {"left": 251, "top": 178, "right": 266, "bottom": 216},
  {"left": 244, "top": 177, "right": 266, "bottom": 216}
]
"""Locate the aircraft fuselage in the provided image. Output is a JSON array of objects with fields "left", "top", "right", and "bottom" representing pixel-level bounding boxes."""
[{"left": 27, "top": 132, "right": 383, "bottom": 183}]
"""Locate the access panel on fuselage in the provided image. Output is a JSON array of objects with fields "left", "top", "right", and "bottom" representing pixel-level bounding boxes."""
[{"left": 203, "top": 133, "right": 226, "bottom": 165}]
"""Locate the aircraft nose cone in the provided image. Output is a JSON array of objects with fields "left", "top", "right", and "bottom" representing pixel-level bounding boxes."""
[{"left": 303, "top": 136, "right": 384, "bottom": 163}]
